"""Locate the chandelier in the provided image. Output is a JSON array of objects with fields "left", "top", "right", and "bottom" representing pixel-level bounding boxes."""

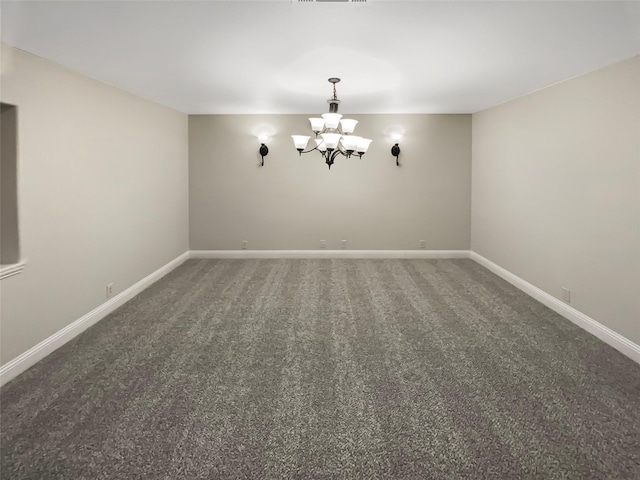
[{"left": 291, "top": 78, "right": 372, "bottom": 169}]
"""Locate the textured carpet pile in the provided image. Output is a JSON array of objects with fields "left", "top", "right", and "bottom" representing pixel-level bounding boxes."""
[{"left": 1, "top": 259, "right": 639, "bottom": 479}]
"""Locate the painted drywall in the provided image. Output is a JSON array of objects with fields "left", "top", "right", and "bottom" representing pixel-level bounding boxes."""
[
  {"left": 189, "top": 114, "right": 471, "bottom": 251},
  {"left": 0, "top": 45, "right": 189, "bottom": 365},
  {"left": 471, "top": 56, "right": 640, "bottom": 345}
]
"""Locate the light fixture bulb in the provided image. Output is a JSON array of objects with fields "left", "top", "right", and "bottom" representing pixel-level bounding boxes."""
[
  {"left": 392, "top": 133, "right": 403, "bottom": 141},
  {"left": 258, "top": 135, "right": 269, "bottom": 143}
]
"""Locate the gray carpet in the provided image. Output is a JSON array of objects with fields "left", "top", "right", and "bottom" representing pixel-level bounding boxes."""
[{"left": 1, "top": 259, "right": 639, "bottom": 479}]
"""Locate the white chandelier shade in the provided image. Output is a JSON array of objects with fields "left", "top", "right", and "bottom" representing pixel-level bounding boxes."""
[
  {"left": 309, "top": 118, "right": 325, "bottom": 133},
  {"left": 340, "top": 119, "right": 358, "bottom": 134},
  {"left": 308, "top": 117, "right": 359, "bottom": 135},
  {"left": 340, "top": 135, "right": 362, "bottom": 151},
  {"left": 357, "top": 138, "right": 373, "bottom": 152},
  {"left": 321, "top": 113, "right": 342, "bottom": 130},
  {"left": 320, "top": 133, "right": 342, "bottom": 150},
  {"left": 291, "top": 135, "right": 311, "bottom": 150}
]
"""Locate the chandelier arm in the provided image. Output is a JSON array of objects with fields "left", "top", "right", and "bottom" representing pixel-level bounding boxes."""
[
  {"left": 330, "top": 149, "right": 344, "bottom": 162},
  {"left": 299, "top": 145, "right": 323, "bottom": 155},
  {"left": 297, "top": 135, "right": 323, "bottom": 155}
]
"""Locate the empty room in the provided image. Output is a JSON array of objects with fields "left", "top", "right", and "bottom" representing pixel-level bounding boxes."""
[{"left": 1, "top": 0, "right": 639, "bottom": 478}]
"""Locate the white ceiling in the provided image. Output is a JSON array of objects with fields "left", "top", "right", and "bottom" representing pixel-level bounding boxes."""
[{"left": 2, "top": 1, "right": 639, "bottom": 114}]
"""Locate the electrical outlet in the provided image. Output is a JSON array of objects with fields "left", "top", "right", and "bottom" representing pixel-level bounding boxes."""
[
  {"left": 419, "top": 240, "right": 426, "bottom": 249},
  {"left": 106, "top": 283, "right": 114, "bottom": 299},
  {"left": 561, "top": 287, "right": 571, "bottom": 304},
  {"left": 242, "top": 240, "right": 248, "bottom": 250},
  {"left": 320, "top": 240, "right": 326, "bottom": 249},
  {"left": 341, "top": 240, "right": 347, "bottom": 249}
]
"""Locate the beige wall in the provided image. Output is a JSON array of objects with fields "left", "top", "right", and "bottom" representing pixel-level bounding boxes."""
[
  {"left": 471, "top": 56, "right": 640, "bottom": 345},
  {"left": 0, "top": 45, "right": 189, "bottom": 365},
  {"left": 189, "top": 114, "right": 471, "bottom": 251}
]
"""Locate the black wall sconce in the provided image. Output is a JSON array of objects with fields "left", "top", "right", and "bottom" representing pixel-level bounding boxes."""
[
  {"left": 258, "top": 135, "right": 269, "bottom": 166},
  {"left": 391, "top": 134, "right": 402, "bottom": 166}
]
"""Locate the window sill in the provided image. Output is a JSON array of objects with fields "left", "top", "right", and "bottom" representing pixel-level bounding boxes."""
[{"left": 0, "top": 262, "right": 25, "bottom": 280}]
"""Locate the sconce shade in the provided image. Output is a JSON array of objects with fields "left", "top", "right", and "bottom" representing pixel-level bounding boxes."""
[
  {"left": 322, "top": 113, "right": 342, "bottom": 130},
  {"left": 309, "top": 118, "right": 325, "bottom": 132},
  {"left": 341, "top": 135, "right": 362, "bottom": 151},
  {"left": 291, "top": 135, "right": 310, "bottom": 150},
  {"left": 315, "top": 138, "right": 327, "bottom": 152},
  {"left": 357, "top": 138, "right": 373, "bottom": 153},
  {"left": 340, "top": 119, "right": 358, "bottom": 134},
  {"left": 320, "top": 133, "right": 342, "bottom": 150}
]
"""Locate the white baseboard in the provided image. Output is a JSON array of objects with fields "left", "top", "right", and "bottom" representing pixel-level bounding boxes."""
[
  {"left": 0, "top": 252, "right": 190, "bottom": 387},
  {"left": 190, "top": 250, "right": 471, "bottom": 259},
  {"left": 469, "top": 252, "right": 640, "bottom": 364}
]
